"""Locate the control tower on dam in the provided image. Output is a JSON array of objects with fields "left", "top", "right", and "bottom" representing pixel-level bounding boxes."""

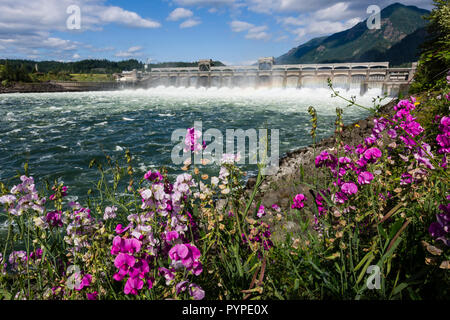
[{"left": 143, "top": 58, "right": 417, "bottom": 96}]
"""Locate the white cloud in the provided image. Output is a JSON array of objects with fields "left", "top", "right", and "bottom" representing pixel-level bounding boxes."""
[
  {"left": 0, "top": 0, "right": 160, "bottom": 59},
  {"left": 287, "top": 17, "right": 361, "bottom": 42},
  {"left": 230, "top": 20, "right": 254, "bottom": 32},
  {"left": 230, "top": 20, "right": 270, "bottom": 40},
  {"left": 114, "top": 46, "right": 144, "bottom": 58},
  {"left": 167, "top": 8, "right": 194, "bottom": 21},
  {"left": 180, "top": 18, "right": 202, "bottom": 28},
  {"left": 98, "top": 6, "right": 161, "bottom": 28},
  {"left": 173, "top": 0, "right": 237, "bottom": 6},
  {"left": 314, "top": 2, "right": 352, "bottom": 21}
]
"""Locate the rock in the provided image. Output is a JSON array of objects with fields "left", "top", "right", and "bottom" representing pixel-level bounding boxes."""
[{"left": 246, "top": 177, "right": 256, "bottom": 189}]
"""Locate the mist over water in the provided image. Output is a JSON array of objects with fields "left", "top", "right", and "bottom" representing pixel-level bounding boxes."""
[{"left": 0, "top": 86, "right": 385, "bottom": 202}]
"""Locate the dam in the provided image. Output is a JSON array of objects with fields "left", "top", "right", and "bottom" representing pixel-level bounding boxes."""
[{"left": 144, "top": 58, "right": 417, "bottom": 96}]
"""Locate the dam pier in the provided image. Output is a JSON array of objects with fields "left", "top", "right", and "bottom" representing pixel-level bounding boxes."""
[{"left": 145, "top": 58, "right": 416, "bottom": 96}]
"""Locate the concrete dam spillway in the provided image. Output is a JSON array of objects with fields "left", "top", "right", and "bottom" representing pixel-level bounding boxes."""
[{"left": 144, "top": 58, "right": 417, "bottom": 96}]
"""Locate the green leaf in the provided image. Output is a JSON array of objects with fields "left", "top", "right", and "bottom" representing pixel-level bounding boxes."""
[{"left": 391, "top": 282, "right": 409, "bottom": 296}]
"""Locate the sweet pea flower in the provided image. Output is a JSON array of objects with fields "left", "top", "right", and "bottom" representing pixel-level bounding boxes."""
[
  {"left": 400, "top": 173, "right": 413, "bottom": 185},
  {"left": 159, "top": 267, "right": 176, "bottom": 285},
  {"left": 291, "top": 194, "right": 306, "bottom": 209},
  {"left": 103, "top": 206, "right": 117, "bottom": 220},
  {"left": 169, "top": 243, "right": 202, "bottom": 274},
  {"left": 363, "top": 147, "right": 382, "bottom": 162},
  {"left": 271, "top": 204, "right": 281, "bottom": 212},
  {"left": 144, "top": 170, "right": 164, "bottom": 182},
  {"left": 357, "top": 171, "right": 374, "bottom": 185},
  {"left": 124, "top": 277, "right": 144, "bottom": 295},
  {"left": 86, "top": 292, "right": 98, "bottom": 300},
  {"left": 115, "top": 223, "right": 131, "bottom": 234},
  {"left": 341, "top": 182, "right": 358, "bottom": 195},
  {"left": 165, "top": 230, "right": 179, "bottom": 242},
  {"left": 189, "top": 283, "right": 205, "bottom": 300},
  {"left": 332, "top": 192, "right": 348, "bottom": 204},
  {"left": 113, "top": 253, "right": 136, "bottom": 281},
  {"left": 45, "top": 210, "right": 63, "bottom": 228},
  {"left": 257, "top": 205, "right": 266, "bottom": 218}
]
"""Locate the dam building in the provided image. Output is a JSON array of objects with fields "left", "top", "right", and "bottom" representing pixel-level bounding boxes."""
[{"left": 144, "top": 57, "right": 417, "bottom": 96}]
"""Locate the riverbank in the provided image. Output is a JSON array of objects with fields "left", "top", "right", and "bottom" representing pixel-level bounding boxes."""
[
  {"left": 248, "top": 97, "right": 400, "bottom": 210},
  {"left": 0, "top": 82, "right": 68, "bottom": 94}
]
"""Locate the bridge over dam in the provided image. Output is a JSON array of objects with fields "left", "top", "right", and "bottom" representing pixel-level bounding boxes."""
[{"left": 143, "top": 58, "right": 417, "bottom": 96}]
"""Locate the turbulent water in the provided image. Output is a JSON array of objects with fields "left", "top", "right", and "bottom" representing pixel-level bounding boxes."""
[{"left": 0, "top": 86, "right": 384, "bottom": 201}]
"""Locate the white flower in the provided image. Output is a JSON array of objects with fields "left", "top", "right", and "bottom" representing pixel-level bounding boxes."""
[
  {"left": 211, "top": 177, "right": 219, "bottom": 186},
  {"left": 103, "top": 206, "right": 117, "bottom": 220}
]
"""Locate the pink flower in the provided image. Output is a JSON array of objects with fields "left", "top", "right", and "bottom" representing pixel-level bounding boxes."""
[
  {"left": 144, "top": 170, "right": 164, "bottom": 182},
  {"left": 341, "top": 182, "right": 358, "bottom": 195},
  {"left": 257, "top": 205, "right": 266, "bottom": 218},
  {"left": 357, "top": 171, "right": 374, "bottom": 185},
  {"left": 184, "top": 128, "right": 203, "bottom": 154},
  {"left": 169, "top": 243, "right": 202, "bottom": 274},
  {"left": 86, "top": 291, "right": 98, "bottom": 300},
  {"left": 400, "top": 173, "right": 412, "bottom": 185},
  {"left": 115, "top": 223, "right": 131, "bottom": 234},
  {"left": 74, "top": 274, "right": 92, "bottom": 291},
  {"left": 159, "top": 267, "right": 176, "bottom": 285},
  {"left": 45, "top": 210, "right": 63, "bottom": 228},
  {"left": 291, "top": 194, "right": 306, "bottom": 210},
  {"left": 113, "top": 253, "right": 136, "bottom": 281},
  {"left": 332, "top": 192, "right": 348, "bottom": 204},
  {"left": 271, "top": 204, "right": 281, "bottom": 212},
  {"left": 124, "top": 277, "right": 144, "bottom": 295},
  {"left": 165, "top": 230, "right": 179, "bottom": 242},
  {"left": 363, "top": 147, "right": 382, "bottom": 162},
  {"left": 189, "top": 283, "right": 205, "bottom": 300}
]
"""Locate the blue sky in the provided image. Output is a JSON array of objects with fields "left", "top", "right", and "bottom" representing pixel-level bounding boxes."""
[{"left": 0, "top": 0, "right": 434, "bottom": 65}]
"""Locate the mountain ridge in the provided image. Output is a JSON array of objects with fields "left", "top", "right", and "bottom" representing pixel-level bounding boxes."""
[{"left": 276, "top": 3, "right": 430, "bottom": 66}]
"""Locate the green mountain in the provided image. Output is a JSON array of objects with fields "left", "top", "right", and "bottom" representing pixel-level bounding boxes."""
[{"left": 276, "top": 3, "right": 430, "bottom": 66}]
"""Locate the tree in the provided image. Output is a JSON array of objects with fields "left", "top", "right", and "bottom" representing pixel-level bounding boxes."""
[{"left": 411, "top": 0, "right": 450, "bottom": 92}]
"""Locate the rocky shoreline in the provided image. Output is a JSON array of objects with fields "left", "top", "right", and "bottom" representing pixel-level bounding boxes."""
[
  {"left": 0, "top": 82, "right": 69, "bottom": 94},
  {"left": 247, "top": 97, "right": 400, "bottom": 211}
]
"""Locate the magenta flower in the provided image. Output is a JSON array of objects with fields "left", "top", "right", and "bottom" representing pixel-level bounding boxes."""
[
  {"left": 341, "top": 182, "right": 358, "bottom": 195},
  {"left": 176, "top": 281, "right": 189, "bottom": 294},
  {"left": 363, "top": 147, "right": 382, "bottom": 162},
  {"left": 111, "top": 236, "right": 141, "bottom": 255},
  {"left": 357, "top": 171, "right": 374, "bottom": 185},
  {"left": 400, "top": 173, "right": 413, "bottom": 185},
  {"left": 169, "top": 243, "right": 202, "bottom": 274},
  {"left": 86, "top": 291, "right": 98, "bottom": 300},
  {"left": 387, "top": 129, "right": 397, "bottom": 139},
  {"left": 271, "top": 204, "right": 281, "bottom": 212},
  {"left": 159, "top": 267, "right": 176, "bottom": 285},
  {"left": 144, "top": 170, "right": 164, "bottom": 182},
  {"left": 184, "top": 128, "right": 203, "bottom": 154},
  {"left": 291, "top": 194, "right": 306, "bottom": 210},
  {"left": 128, "top": 258, "right": 149, "bottom": 279},
  {"left": 115, "top": 223, "right": 131, "bottom": 234},
  {"left": 113, "top": 253, "right": 136, "bottom": 281},
  {"left": 124, "top": 277, "right": 144, "bottom": 295},
  {"left": 333, "top": 192, "right": 348, "bottom": 204},
  {"left": 189, "top": 283, "right": 205, "bottom": 300},
  {"left": 73, "top": 273, "right": 92, "bottom": 291},
  {"left": 257, "top": 205, "right": 266, "bottom": 218},
  {"left": 45, "top": 210, "right": 63, "bottom": 228},
  {"left": 165, "top": 230, "right": 180, "bottom": 242},
  {"left": 429, "top": 204, "right": 449, "bottom": 246}
]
